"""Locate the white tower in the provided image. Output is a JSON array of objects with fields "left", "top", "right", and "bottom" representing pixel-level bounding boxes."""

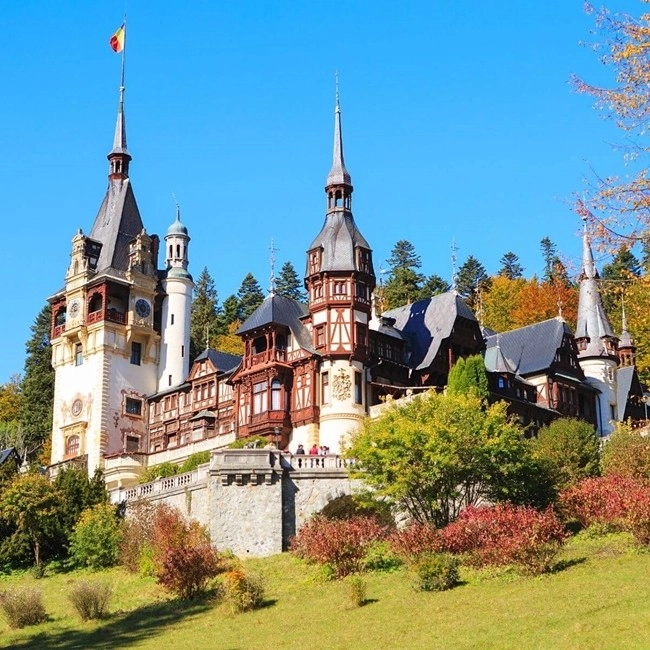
[
  {"left": 158, "top": 207, "right": 193, "bottom": 390},
  {"left": 575, "top": 217, "right": 619, "bottom": 436}
]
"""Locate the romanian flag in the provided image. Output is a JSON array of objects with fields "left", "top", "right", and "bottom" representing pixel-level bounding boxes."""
[{"left": 109, "top": 23, "right": 125, "bottom": 53}]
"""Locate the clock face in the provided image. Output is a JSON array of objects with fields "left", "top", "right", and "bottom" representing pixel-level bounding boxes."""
[
  {"left": 71, "top": 399, "right": 83, "bottom": 417},
  {"left": 135, "top": 299, "right": 151, "bottom": 318},
  {"left": 69, "top": 299, "right": 81, "bottom": 319}
]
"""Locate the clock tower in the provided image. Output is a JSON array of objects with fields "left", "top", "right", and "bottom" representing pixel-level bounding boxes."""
[{"left": 49, "top": 83, "right": 160, "bottom": 475}]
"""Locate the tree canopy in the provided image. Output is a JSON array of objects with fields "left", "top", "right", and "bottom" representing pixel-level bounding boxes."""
[
  {"left": 346, "top": 391, "right": 545, "bottom": 527},
  {"left": 276, "top": 261, "right": 306, "bottom": 302},
  {"left": 237, "top": 273, "right": 265, "bottom": 322},
  {"left": 190, "top": 266, "right": 219, "bottom": 361}
]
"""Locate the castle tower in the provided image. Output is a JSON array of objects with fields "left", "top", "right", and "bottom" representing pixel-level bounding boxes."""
[
  {"left": 618, "top": 302, "right": 636, "bottom": 368},
  {"left": 158, "top": 207, "right": 193, "bottom": 390},
  {"left": 49, "top": 78, "right": 160, "bottom": 474},
  {"left": 575, "top": 218, "right": 619, "bottom": 435},
  {"left": 304, "top": 85, "right": 376, "bottom": 452}
]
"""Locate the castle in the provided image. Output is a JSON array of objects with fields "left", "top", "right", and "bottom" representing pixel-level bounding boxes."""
[{"left": 48, "top": 82, "right": 646, "bottom": 490}]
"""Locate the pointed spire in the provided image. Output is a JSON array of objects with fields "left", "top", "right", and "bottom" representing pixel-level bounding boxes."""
[
  {"left": 575, "top": 215, "right": 617, "bottom": 358},
  {"left": 107, "top": 23, "right": 131, "bottom": 179},
  {"left": 326, "top": 71, "right": 352, "bottom": 189}
]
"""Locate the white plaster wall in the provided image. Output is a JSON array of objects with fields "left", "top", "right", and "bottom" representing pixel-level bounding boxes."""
[
  {"left": 158, "top": 278, "right": 192, "bottom": 391},
  {"left": 581, "top": 358, "right": 618, "bottom": 436}
]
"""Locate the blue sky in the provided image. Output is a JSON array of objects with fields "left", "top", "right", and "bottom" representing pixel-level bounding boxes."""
[{"left": 2, "top": 1, "right": 645, "bottom": 382}]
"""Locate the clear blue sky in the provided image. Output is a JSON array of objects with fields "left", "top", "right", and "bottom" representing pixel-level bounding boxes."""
[{"left": 2, "top": 1, "right": 644, "bottom": 382}]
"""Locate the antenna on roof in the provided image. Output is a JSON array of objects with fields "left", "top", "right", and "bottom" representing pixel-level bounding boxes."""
[
  {"left": 171, "top": 193, "right": 181, "bottom": 221},
  {"left": 269, "top": 239, "right": 277, "bottom": 295},
  {"left": 205, "top": 324, "right": 210, "bottom": 351}
]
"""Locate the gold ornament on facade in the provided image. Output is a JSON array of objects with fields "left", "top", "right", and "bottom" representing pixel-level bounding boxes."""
[{"left": 332, "top": 368, "right": 351, "bottom": 401}]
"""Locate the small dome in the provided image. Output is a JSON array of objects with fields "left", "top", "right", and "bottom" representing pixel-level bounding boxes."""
[{"left": 166, "top": 210, "right": 188, "bottom": 237}]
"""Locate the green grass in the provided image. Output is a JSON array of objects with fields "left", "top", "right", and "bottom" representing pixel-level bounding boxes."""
[{"left": 1, "top": 533, "right": 649, "bottom": 649}]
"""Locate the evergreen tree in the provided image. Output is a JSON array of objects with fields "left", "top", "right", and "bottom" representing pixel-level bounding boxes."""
[
  {"left": 384, "top": 240, "right": 426, "bottom": 309},
  {"left": 237, "top": 273, "right": 265, "bottom": 322},
  {"left": 276, "top": 261, "right": 306, "bottom": 302},
  {"left": 540, "top": 237, "right": 557, "bottom": 282},
  {"left": 418, "top": 274, "right": 450, "bottom": 299},
  {"left": 19, "top": 304, "right": 54, "bottom": 461},
  {"left": 601, "top": 246, "right": 642, "bottom": 313},
  {"left": 498, "top": 252, "right": 524, "bottom": 280},
  {"left": 190, "top": 267, "right": 219, "bottom": 360},
  {"left": 447, "top": 354, "right": 489, "bottom": 399},
  {"left": 456, "top": 255, "right": 490, "bottom": 311}
]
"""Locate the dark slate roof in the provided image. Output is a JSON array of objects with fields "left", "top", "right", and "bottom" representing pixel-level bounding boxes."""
[
  {"left": 369, "top": 316, "right": 409, "bottom": 341},
  {"left": 195, "top": 349, "right": 242, "bottom": 374},
  {"left": 89, "top": 179, "right": 144, "bottom": 274},
  {"left": 616, "top": 366, "right": 637, "bottom": 421},
  {"left": 485, "top": 318, "right": 573, "bottom": 376},
  {"left": 308, "top": 211, "right": 372, "bottom": 273},
  {"left": 484, "top": 341, "right": 517, "bottom": 374},
  {"left": 236, "top": 293, "right": 316, "bottom": 353},
  {"left": 383, "top": 292, "right": 479, "bottom": 371}
]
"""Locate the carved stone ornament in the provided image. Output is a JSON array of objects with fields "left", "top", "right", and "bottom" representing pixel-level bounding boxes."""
[
  {"left": 332, "top": 368, "right": 352, "bottom": 401},
  {"left": 71, "top": 398, "right": 83, "bottom": 417}
]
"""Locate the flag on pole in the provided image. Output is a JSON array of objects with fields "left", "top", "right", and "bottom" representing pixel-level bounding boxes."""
[{"left": 109, "top": 23, "right": 125, "bottom": 53}]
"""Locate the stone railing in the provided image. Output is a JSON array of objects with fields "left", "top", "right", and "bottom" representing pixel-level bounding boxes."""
[
  {"left": 113, "top": 463, "right": 209, "bottom": 503},
  {"left": 278, "top": 453, "right": 355, "bottom": 472}
]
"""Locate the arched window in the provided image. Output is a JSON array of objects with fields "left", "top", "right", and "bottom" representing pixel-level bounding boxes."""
[
  {"left": 88, "top": 293, "right": 103, "bottom": 313},
  {"left": 66, "top": 435, "right": 80, "bottom": 457},
  {"left": 253, "top": 337, "right": 267, "bottom": 354},
  {"left": 276, "top": 334, "right": 286, "bottom": 350},
  {"left": 271, "top": 379, "right": 282, "bottom": 410},
  {"left": 55, "top": 307, "right": 66, "bottom": 326}
]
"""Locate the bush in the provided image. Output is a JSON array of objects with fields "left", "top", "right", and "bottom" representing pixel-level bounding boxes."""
[
  {"left": 151, "top": 505, "right": 222, "bottom": 599},
  {"left": 69, "top": 503, "right": 122, "bottom": 569},
  {"left": 362, "top": 541, "right": 402, "bottom": 572},
  {"left": 443, "top": 504, "right": 566, "bottom": 575},
  {"left": 346, "top": 575, "right": 367, "bottom": 607},
  {"left": 290, "top": 515, "right": 390, "bottom": 578},
  {"left": 120, "top": 500, "right": 157, "bottom": 573},
  {"left": 558, "top": 475, "right": 636, "bottom": 530},
  {"left": 228, "top": 436, "right": 268, "bottom": 449},
  {"left": 68, "top": 580, "right": 112, "bottom": 621},
  {"left": 602, "top": 424, "right": 650, "bottom": 480},
  {"left": 0, "top": 586, "right": 47, "bottom": 628},
  {"left": 179, "top": 451, "right": 211, "bottom": 473},
  {"left": 389, "top": 523, "right": 445, "bottom": 564},
  {"left": 413, "top": 553, "right": 459, "bottom": 592},
  {"left": 222, "top": 569, "right": 265, "bottom": 613},
  {"left": 140, "top": 462, "right": 180, "bottom": 484},
  {"left": 621, "top": 483, "right": 650, "bottom": 545},
  {"left": 320, "top": 494, "right": 395, "bottom": 529}
]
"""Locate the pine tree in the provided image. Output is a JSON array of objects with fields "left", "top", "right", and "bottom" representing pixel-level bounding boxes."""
[
  {"left": 602, "top": 246, "right": 642, "bottom": 313},
  {"left": 456, "top": 255, "right": 490, "bottom": 311},
  {"left": 276, "top": 261, "right": 306, "bottom": 302},
  {"left": 19, "top": 304, "right": 54, "bottom": 461},
  {"left": 237, "top": 273, "right": 265, "bottom": 322},
  {"left": 498, "top": 252, "right": 524, "bottom": 280},
  {"left": 190, "top": 267, "right": 219, "bottom": 360},
  {"left": 418, "top": 274, "right": 450, "bottom": 299},
  {"left": 384, "top": 240, "right": 426, "bottom": 310},
  {"left": 540, "top": 237, "right": 557, "bottom": 282}
]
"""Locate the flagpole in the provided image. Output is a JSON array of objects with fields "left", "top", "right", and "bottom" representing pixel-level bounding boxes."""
[{"left": 120, "top": 16, "right": 127, "bottom": 105}]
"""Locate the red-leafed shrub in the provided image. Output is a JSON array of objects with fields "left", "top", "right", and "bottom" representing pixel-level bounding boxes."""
[
  {"left": 558, "top": 475, "right": 639, "bottom": 530},
  {"left": 150, "top": 504, "right": 223, "bottom": 599},
  {"left": 290, "top": 515, "right": 389, "bottom": 578},
  {"left": 442, "top": 504, "right": 566, "bottom": 575},
  {"left": 621, "top": 484, "right": 650, "bottom": 544},
  {"left": 389, "top": 523, "right": 446, "bottom": 564}
]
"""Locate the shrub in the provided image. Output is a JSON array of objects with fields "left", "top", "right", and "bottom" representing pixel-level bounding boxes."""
[
  {"left": 68, "top": 580, "right": 112, "bottom": 621},
  {"left": 320, "top": 494, "right": 395, "bottom": 529},
  {"left": 228, "top": 436, "right": 268, "bottom": 449},
  {"left": 290, "top": 515, "right": 390, "bottom": 578},
  {"left": 558, "top": 475, "right": 637, "bottom": 530},
  {"left": 140, "top": 462, "right": 180, "bottom": 484},
  {"left": 151, "top": 504, "right": 222, "bottom": 599},
  {"left": 362, "top": 541, "right": 402, "bottom": 572},
  {"left": 389, "top": 523, "right": 445, "bottom": 564},
  {"left": 602, "top": 424, "right": 650, "bottom": 480},
  {"left": 119, "top": 500, "right": 157, "bottom": 573},
  {"left": 413, "top": 553, "right": 459, "bottom": 592},
  {"left": 443, "top": 504, "right": 566, "bottom": 575},
  {"left": 0, "top": 586, "right": 47, "bottom": 628},
  {"left": 621, "top": 484, "right": 650, "bottom": 545},
  {"left": 222, "top": 569, "right": 265, "bottom": 613},
  {"left": 346, "top": 575, "right": 367, "bottom": 607},
  {"left": 69, "top": 503, "right": 122, "bottom": 569},
  {"left": 179, "top": 451, "right": 211, "bottom": 473}
]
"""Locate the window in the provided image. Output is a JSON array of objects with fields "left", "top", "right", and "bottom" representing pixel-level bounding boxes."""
[
  {"left": 253, "top": 381, "right": 268, "bottom": 414},
  {"left": 125, "top": 397, "right": 143, "bottom": 416},
  {"left": 322, "top": 372, "right": 330, "bottom": 405},
  {"left": 356, "top": 324, "right": 367, "bottom": 347},
  {"left": 334, "top": 281, "right": 346, "bottom": 295},
  {"left": 181, "top": 345, "right": 185, "bottom": 358},
  {"left": 315, "top": 326, "right": 326, "bottom": 348},
  {"left": 171, "top": 314, "right": 175, "bottom": 325},
  {"left": 125, "top": 435, "right": 139, "bottom": 453},
  {"left": 65, "top": 435, "right": 80, "bottom": 457},
  {"left": 354, "top": 371, "right": 363, "bottom": 405},
  {"left": 271, "top": 379, "right": 282, "bottom": 410},
  {"left": 75, "top": 343, "right": 83, "bottom": 366},
  {"left": 168, "top": 374, "right": 172, "bottom": 387},
  {"left": 130, "top": 342, "right": 142, "bottom": 366}
]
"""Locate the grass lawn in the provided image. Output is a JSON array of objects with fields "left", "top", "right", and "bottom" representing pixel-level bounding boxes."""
[{"left": 1, "top": 532, "right": 648, "bottom": 650}]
